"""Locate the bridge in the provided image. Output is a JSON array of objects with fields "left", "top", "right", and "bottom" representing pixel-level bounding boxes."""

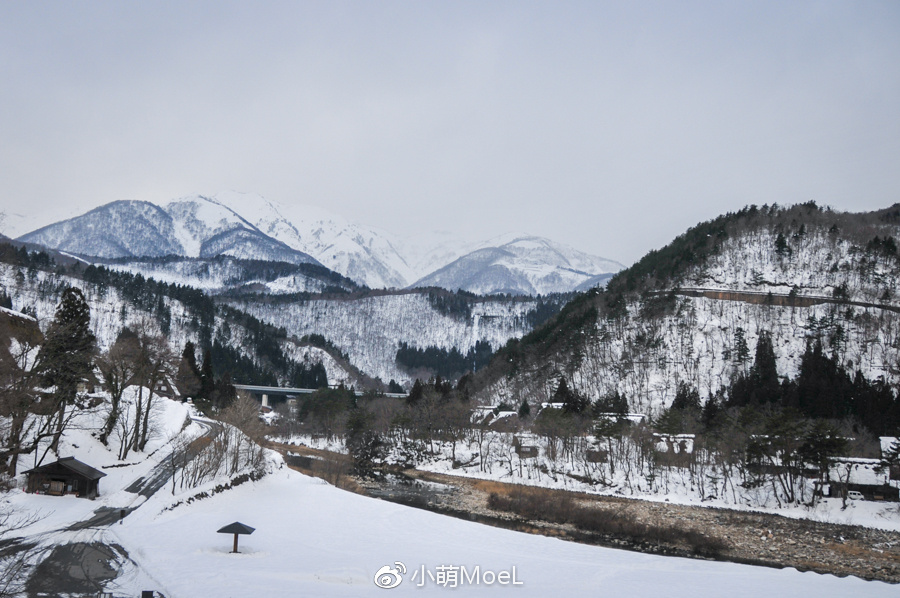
[{"left": 233, "top": 384, "right": 407, "bottom": 409}]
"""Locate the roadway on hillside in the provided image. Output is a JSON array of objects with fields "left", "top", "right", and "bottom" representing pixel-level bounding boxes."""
[{"left": 24, "top": 418, "right": 215, "bottom": 598}]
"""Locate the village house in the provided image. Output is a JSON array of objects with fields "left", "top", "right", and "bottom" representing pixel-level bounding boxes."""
[{"left": 24, "top": 456, "right": 107, "bottom": 499}]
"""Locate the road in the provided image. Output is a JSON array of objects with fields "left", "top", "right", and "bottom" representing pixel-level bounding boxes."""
[{"left": 23, "top": 417, "right": 216, "bottom": 598}]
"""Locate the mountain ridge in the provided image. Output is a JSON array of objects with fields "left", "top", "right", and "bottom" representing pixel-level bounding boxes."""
[
  {"left": 15, "top": 192, "right": 623, "bottom": 294},
  {"left": 476, "top": 202, "right": 900, "bottom": 417}
]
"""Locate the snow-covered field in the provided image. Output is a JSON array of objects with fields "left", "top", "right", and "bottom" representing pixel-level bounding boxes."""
[
  {"left": 114, "top": 464, "right": 898, "bottom": 597},
  {"left": 5, "top": 400, "right": 897, "bottom": 597}
]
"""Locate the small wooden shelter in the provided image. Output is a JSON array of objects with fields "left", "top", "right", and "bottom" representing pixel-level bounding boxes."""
[
  {"left": 24, "top": 456, "right": 107, "bottom": 499},
  {"left": 217, "top": 521, "right": 256, "bottom": 553}
]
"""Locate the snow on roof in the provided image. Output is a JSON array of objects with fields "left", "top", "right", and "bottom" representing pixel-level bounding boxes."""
[
  {"left": 829, "top": 458, "right": 888, "bottom": 486},
  {"left": 0, "top": 305, "right": 36, "bottom": 322},
  {"left": 596, "top": 412, "right": 647, "bottom": 423},
  {"left": 880, "top": 437, "right": 899, "bottom": 455}
]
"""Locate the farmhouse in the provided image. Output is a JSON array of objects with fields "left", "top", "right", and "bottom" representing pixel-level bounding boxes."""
[
  {"left": 827, "top": 457, "right": 899, "bottom": 502},
  {"left": 24, "top": 456, "right": 107, "bottom": 499}
]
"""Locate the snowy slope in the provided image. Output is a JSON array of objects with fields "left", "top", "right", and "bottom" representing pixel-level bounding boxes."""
[
  {"left": 209, "top": 191, "right": 415, "bottom": 289},
  {"left": 16, "top": 196, "right": 322, "bottom": 268},
  {"left": 112, "top": 464, "right": 896, "bottom": 597},
  {"left": 18, "top": 200, "right": 184, "bottom": 258},
  {"left": 480, "top": 215, "right": 900, "bottom": 416},
  {"left": 230, "top": 293, "right": 536, "bottom": 384},
  {"left": 412, "top": 234, "right": 624, "bottom": 295},
  {"left": 99, "top": 257, "right": 343, "bottom": 295},
  {"left": 0, "top": 261, "right": 357, "bottom": 388}
]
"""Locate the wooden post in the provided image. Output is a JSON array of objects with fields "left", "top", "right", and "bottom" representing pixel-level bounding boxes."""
[{"left": 233, "top": 533, "right": 239, "bottom": 553}]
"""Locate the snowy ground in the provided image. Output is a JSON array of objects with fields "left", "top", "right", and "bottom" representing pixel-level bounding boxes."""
[
  {"left": 111, "top": 463, "right": 899, "bottom": 597},
  {"left": 5, "top": 405, "right": 899, "bottom": 597}
]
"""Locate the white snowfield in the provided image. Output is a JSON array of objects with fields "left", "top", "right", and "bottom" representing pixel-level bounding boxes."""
[
  {"left": 6, "top": 399, "right": 897, "bottom": 597},
  {"left": 114, "top": 466, "right": 899, "bottom": 598}
]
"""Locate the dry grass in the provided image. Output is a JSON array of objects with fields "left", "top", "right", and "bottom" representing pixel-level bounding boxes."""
[{"left": 487, "top": 486, "right": 728, "bottom": 557}]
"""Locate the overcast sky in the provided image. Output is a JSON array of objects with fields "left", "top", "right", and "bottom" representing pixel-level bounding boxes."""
[{"left": 1, "top": 1, "right": 898, "bottom": 265}]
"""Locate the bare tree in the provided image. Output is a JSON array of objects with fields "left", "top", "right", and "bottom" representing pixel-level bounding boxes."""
[
  {"left": 0, "top": 311, "right": 43, "bottom": 476},
  {"left": 217, "top": 392, "right": 267, "bottom": 475},
  {"left": 96, "top": 328, "right": 140, "bottom": 446},
  {"left": 129, "top": 327, "right": 175, "bottom": 453},
  {"left": 0, "top": 508, "right": 40, "bottom": 597}
]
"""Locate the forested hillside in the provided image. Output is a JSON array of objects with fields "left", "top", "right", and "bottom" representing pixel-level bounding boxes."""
[
  {"left": 478, "top": 203, "right": 900, "bottom": 421},
  {"left": 0, "top": 243, "right": 350, "bottom": 391},
  {"left": 228, "top": 289, "right": 557, "bottom": 384}
]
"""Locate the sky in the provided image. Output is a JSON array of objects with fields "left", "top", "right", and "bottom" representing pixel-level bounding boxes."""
[{"left": 1, "top": 1, "right": 898, "bottom": 265}]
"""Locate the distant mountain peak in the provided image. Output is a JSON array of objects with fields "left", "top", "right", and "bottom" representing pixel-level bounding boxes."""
[{"left": 15, "top": 191, "right": 624, "bottom": 295}]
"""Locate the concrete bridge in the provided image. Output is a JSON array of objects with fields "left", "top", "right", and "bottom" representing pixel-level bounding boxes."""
[{"left": 233, "top": 384, "right": 407, "bottom": 409}]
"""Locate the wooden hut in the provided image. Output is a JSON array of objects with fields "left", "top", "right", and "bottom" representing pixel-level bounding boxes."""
[{"left": 23, "top": 457, "right": 107, "bottom": 499}]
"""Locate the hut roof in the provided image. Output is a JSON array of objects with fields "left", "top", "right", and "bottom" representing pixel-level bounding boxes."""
[
  {"left": 23, "top": 456, "right": 107, "bottom": 480},
  {"left": 217, "top": 522, "right": 256, "bottom": 535}
]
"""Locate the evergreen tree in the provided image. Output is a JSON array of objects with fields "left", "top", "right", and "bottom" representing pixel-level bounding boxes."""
[
  {"left": 750, "top": 332, "right": 781, "bottom": 403},
  {"left": 670, "top": 381, "right": 701, "bottom": 411},
  {"left": 407, "top": 378, "right": 424, "bottom": 404},
  {"left": 34, "top": 287, "right": 96, "bottom": 453},
  {"left": 796, "top": 340, "right": 853, "bottom": 419},
  {"left": 593, "top": 390, "right": 628, "bottom": 416},
  {"left": 555, "top": 378, "right": 589, "bottom": 414},
  {"left": 729, "top": 332, "right": 782, "bottom": 406},
  {"left": 774, "top": 232, "right": 790, "bottom": 257},
  {"left": 175, "top": 341, "right": 202, "bottom": 399},
  {"left": 733, "top": 327, "right": 750, "bottom": 366},
  {"left": 346, "top": 409, "right": 384, "bottom": 478},
  {"left": 199, "top": 350, "right": 216, "bottom": 401},
  {"left": 701, "top": 394, "right": 721, "bottom": 429},
  {"left": 518, "top": 398, "right": 531, "bottom": 419}
]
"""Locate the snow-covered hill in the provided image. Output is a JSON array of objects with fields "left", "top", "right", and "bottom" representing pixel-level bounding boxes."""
[
  {"left": 19, "top": 201, "right": 184, "bottom": 259},
  {"left": 96, "top": 256, "right": 357, "bottom": 296},
  {"left": 229, "top": 293, "right": 537, "bottom": 384},
  {"left": 0, "top": 259, "right": 360, "bottom": 388},
  {"left": 478, "top": 205, "right": 900, "bottom": 416}
]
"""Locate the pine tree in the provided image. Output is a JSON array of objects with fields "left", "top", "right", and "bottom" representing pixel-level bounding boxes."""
[
  {"left": 750, "top": 332, "right": 781, "bottom": 403},
  {"left": 175, "top": 341, "right": 202, "bottom": 399},
  {"left": 406, "top": 378, "right": 424, "bottom": 404},
  {"left": 34, "top": 287, "right": 96, "bottom": 453},
  {"left": 518, "top": 398, "right": 531, "bottom": 419}
]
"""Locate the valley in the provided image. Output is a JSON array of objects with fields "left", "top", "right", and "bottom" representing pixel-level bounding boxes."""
[{"left": 2, "top": 201, "right": 899, "bottom": 596}]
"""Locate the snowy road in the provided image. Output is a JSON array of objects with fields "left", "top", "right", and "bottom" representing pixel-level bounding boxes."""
[{"left": 21, "top": 417, "right": 216, "bottom": 597}]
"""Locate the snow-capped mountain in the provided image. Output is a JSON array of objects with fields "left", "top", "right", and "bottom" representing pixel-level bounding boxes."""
[
  {"left": 18, "top": 196, "right": 322, "bottom": 267},
  {"left": 208, "top": 191, "right": 415, "bottom": 289},
  {"left": 411, "top": 234, "right": 624, "bottom": 295},
  {"left": 18, "top": 201, "right": 184, "bottom": 259},
  {"left": 15, "top": 192, "right": 622, "bottom": 294}
]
